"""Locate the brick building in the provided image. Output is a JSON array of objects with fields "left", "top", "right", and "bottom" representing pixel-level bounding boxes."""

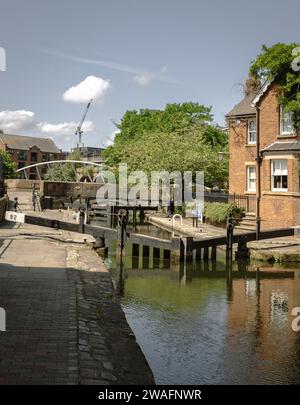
[
  {"left": 0, "top": 133, "right": 63, "bottom": 180},
  {"left": 227, "top": 81, "right": 300, "bottom": 229}
]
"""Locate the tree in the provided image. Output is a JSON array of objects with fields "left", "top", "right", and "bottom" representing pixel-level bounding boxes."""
[
  {"left": 249, "top": 42, "right": 300, "bottom": 128},
  {"left": 0, "top": 150, "right": 17, "bottom": 179},
  {"left": 103, "top": 103, "right": 228, "bottom": 188},
  {"left": 44, "top": 149, "right": 82, "bottom": 182}
]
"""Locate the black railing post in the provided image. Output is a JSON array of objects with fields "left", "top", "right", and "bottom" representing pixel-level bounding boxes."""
[
  {"left": 256, "top": 217, "right": 261, "bottom": 240},
  {"left": 117, "top": 209, "right": 128, "bottom": 259},
  {"left": 226, "top": 214, "right": 234, "bottom": 262}
]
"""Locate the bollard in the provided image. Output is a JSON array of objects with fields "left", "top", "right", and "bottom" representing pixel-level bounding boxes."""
[{"left": 79, "top": 207, "right": 85, "bottom": 234}]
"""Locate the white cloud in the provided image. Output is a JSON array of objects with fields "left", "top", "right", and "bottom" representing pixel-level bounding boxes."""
[
  {"left": 37, "top": 120, "right": 94, "bottom": 136},
  {"left": 45, "top": 50, "right": 182, "bottom": 86},
  {"left": 0, "top": 110, "right": 35, "bottom": 132},
  {"left": 103, "top": 130, "right": 119, "bottom": 147},
  {"left": 63, "top": 75, "right": 110, "bottom": 104},
  {"left": 133, "top": 73, "right": 153, "bottom": 86}
]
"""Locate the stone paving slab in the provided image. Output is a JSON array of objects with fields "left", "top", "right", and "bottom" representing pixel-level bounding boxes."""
[
  {"left": 0, "top": 219, "right": 154, "bottom": 385},
  {"left": 0, "top": 235, "right": 78, "bottom": 385}
]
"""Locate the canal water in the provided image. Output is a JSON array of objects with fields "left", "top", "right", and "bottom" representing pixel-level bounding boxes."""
[{"left": 102, "top": 223, "right": 300, "bottom": 385}]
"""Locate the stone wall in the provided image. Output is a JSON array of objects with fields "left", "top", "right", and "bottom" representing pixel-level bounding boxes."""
[{"left": 6, "top": 179, "right": 103, "bottom": 197}]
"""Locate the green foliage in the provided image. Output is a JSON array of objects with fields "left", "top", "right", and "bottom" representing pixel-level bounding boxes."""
[
  {"left": 0, "top": 150, "right": 17, "bottom": 179},
  {"left": 44, "top": 149, "right": 82, "bottom": 182},
  {"left": 204, "top": 202, "right": 244, "bottom": 224},
  {"left": 103, "top": 103, "right": 228, "bottom": 188},
  {"left": 249, "top": 43, "right": 300, "bottom": 128},
  {"left": 44, "top": 163, "right": 76, "bottom": 182}
]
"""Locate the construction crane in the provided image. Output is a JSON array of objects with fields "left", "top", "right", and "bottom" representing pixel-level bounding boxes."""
[{"left": 75, "top": 99, "right": 93, "bottom": 148}]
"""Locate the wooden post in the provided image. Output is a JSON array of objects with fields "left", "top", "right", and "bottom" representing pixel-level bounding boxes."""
[
  {"left": 184, "top": 237, "right": 194, "bottom": 264},
  {"left": 203, "top": 247, "right": 209, "bottom": 261},
  {"left": 153, "top": 247, "right": 160, "bottom": 259},
  {"left": 138, "top": 244, "right": 143, "bottom": 269},
  {"left": 140, "top": 208, "right": 145, "bottom": 224},
  {"left": 211, "top": 260, "right": 217, "bottom": 272},
  {"left": 170, "top": 237, "right": 183, "bottom": 265},
  {"left": 132, "top": 243, "right": 139, "bottom": 257},
  {"left": 196, "top": 248, "right": 201, "bottom": 261},
  {"left": 149, "top": 246, "right": 154, "bottom": 269},
  {"left": 163, "top": 250, "right": 170, "bottom": 261},
  {"left": 143, "top": 245, "right": 150, "bottom": 268},
  {"left": 211, "top": 246, "right": 217, "bottom": 261}
]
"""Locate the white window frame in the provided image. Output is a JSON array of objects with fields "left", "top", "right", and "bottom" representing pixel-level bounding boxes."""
[
  {"left": 280, "top": 105, "right": 294, "bottom": 135},
  {"left": 271, "top": 159, "right": 288, "bottom": 192},
  {"left": 247, "top": 165, "right": 256, "bottom": 192},
  {"left": 248, "top": 119, "right": 256, "bottom": 144}
]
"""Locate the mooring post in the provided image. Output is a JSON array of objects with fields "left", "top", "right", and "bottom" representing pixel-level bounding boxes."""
[
  {"left": 79, "top": 207, "right": 85, "bottom": 234},
  {"left": 226, "top": 214, "right": 234, "bottom": 262}
]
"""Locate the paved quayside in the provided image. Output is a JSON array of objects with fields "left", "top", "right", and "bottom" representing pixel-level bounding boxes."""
[{"left": 0, "top": 219, "right": 154, "bottom": 385}]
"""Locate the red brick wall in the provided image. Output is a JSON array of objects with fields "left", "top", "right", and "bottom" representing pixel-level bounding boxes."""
[
  {"left": 229, "top": 82, "right": 300, "bottom": 228},
  {"left": 229, "top": 119, "right": 257, "bottom": 195}
]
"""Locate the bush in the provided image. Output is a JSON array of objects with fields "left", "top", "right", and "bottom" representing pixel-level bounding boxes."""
[
  {"left": 0, "top": 150, "right": 16, "bottom": 179},
  {"left": 204, "top": 202, "right": 245, "bottom": 225}
]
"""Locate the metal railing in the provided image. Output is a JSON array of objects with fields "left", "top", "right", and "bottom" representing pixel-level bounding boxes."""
[{"left": 204, "top": 192, "right": 257, "bottom": 213}]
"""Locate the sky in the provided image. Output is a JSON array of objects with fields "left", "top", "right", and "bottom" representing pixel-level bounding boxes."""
[{"left": 0, "top": 0, "right": 299, "bottom": 151}]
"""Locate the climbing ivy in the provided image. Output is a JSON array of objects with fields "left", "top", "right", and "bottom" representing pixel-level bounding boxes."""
[{"left": 249, "top": 43, "right": 300, "bottom": 129}]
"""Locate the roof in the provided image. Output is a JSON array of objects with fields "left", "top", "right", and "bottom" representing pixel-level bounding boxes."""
[
  {"left": 251, "top": 80, "right": 273, "bottom": 107},
  {"left": 261, "top": 141, "right": 300, "bottom": 153},
  {"left": 0, "top": 133, "right": 61, "bottom": 153},
  {"left": 226, "top": 80, "right": 273, "bottom": 118},
  {"left": 226, "top": 92, "right": 257, "bottom": 117}
]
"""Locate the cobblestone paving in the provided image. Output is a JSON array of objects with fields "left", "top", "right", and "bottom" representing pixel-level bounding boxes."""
[
  {"left": 67, "top": 247, "right": 154, "bottom": 385},
  {"left": 0, "top": 249, "right": 78, "bottom": 384},
  {"left": 0, "top": 221, "right": 154, "bottom": 385}
]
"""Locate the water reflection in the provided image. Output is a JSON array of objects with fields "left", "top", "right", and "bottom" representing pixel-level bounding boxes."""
[{"left": 106, "top": 243, "right": 300, "bottom": 385}]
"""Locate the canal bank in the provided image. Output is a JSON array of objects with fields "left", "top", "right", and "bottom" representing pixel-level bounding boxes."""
[{"left": 0, "top": 219, "right": 154, "bottom": 385}]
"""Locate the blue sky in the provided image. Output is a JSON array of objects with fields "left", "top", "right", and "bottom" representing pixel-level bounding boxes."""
[{"left": 0, "top": 0, "right": 299, "bottom": 151}]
